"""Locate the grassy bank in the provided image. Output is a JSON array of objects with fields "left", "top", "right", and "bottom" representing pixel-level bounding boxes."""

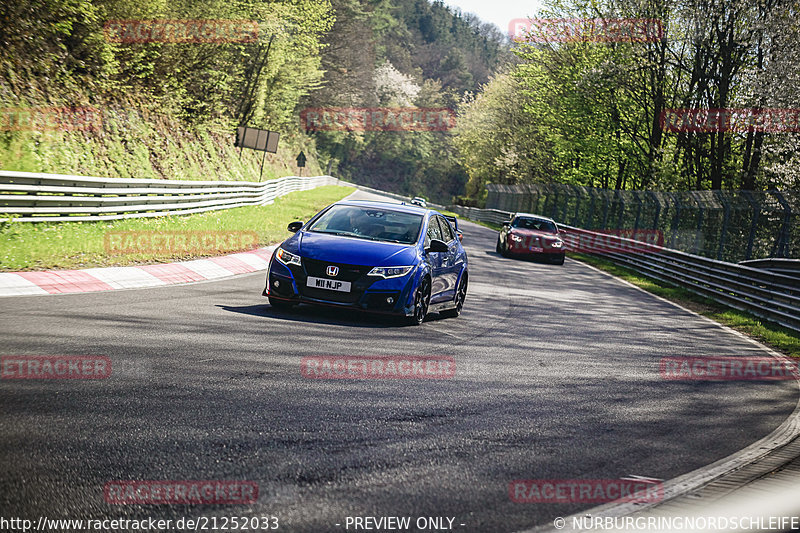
[
  {"left": 0, "top": 185, "right": 353, "bottom": 271},
  {"left": 1, "top": 102, "right": 323, "bottom": 181},
  {"left": 570, "top": 253, "right": 800, "bottom": 358}
]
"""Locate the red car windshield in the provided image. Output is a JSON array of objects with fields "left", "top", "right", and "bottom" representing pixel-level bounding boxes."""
[{"left": 512, "top": 217, "right": 557, "bottom": 234}]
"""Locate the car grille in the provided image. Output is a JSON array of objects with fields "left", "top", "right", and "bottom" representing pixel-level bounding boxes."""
[
  {"left": 297, "top": 258, "right": 373, "bottom": 304},
  {"left": 302, "top": 258, "right": 371, "bottom": 282}
]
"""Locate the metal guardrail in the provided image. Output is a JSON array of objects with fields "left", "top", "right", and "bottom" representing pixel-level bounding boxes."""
[
  {"left": 739, "top": 259, "right": 800, "bottom": 278},
  {"left": 0, "top": 171, "right": 343, "bottom": 222},
  {"left": 443, "top": 203, "right": 800, "bottom": 332},
  {"left": 447, "top": 206, "right": 509, "bottom": 226}
]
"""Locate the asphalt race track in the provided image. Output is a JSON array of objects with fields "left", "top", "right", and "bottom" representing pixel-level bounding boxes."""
[{"left": 1, "top": 190, "right": 797, "bottom": 532}]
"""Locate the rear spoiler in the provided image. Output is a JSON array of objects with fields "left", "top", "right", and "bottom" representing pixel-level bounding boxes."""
[{"left": 443, "top": 215, "right": 463, "bottom": 242}]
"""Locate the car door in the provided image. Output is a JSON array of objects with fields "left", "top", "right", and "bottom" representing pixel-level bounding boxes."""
[
  {"left": 424, "top": 215, "right": 447, "bottom": 303},
  {"left": 435, "top": 215, "right": 460, "bottom": 301}
]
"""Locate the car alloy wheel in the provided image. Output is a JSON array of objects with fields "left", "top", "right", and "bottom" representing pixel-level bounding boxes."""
[
  {"left": 440, "top": 273, "right": 467, "bottom": 318},
  {"left": 408, "top": 277, "right": 431, "bottom": 325}
]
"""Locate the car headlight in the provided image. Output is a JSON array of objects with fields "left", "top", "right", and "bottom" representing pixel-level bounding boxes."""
[
  {"left": 275, "top": 247, "right": 302, "bottom": 267},
  {"left": 550, "top": 241, "right": 563, "bottom": 248},
  {"left": 367, "top": 266, "right": 414, "bottom": 278},
  {"left": 510, "top": 234, "right": 524, "bottom": 242}
]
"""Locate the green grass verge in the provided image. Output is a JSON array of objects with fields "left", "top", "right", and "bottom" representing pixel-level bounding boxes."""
[
  {"left": 0, "top": 185, "right": 353, "bottom": 271},
  {"left": 570, "top": 253, "right": 800, "bottom": 358}
]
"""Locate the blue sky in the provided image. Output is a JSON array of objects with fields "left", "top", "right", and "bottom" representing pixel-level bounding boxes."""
[{"left": 441, "top": 0, "right": 544, "bottom": 36}]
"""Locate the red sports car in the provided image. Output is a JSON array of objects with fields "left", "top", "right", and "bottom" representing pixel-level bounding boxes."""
[{"left": 496, "top": 213, "right": 565, "bottom": 265}]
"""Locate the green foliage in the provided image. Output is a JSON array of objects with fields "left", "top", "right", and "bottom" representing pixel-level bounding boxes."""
[
  {"left": 2, "top": 0, "right": 509, "bottom": 206},
  {"left": 306, "top": 0, "right": 510, "bottom": 203},
  {"left": 1, "top": 0, "right": 335, "bottom": 180},
  {"left": 454, "top": 0, "right": 800, "bottom": 199},
  {"left": 2, "top": 0, "right": 333, "bottom": 128},
  {"left": 453, "top": 71, "right": 555, "bottom": 201}
]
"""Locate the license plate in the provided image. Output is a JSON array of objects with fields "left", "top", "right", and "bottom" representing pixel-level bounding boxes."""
[
  {"left": 307, "top": 277, "right": 351, "bottom": 292},
  {"left": 530, "top": 246, "right": 543, "bottom": 252}
]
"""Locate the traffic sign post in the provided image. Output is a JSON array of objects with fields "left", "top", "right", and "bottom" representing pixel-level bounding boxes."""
[{"left": 235, "top": 126, "right": 280, "bottom": 181}]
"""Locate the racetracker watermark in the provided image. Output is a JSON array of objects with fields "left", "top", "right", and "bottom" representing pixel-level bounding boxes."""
[
  {"left": 104, "top": 231, "right": 259, "bottom": 255},
  {"left": 0, "top": 106, "right": 102, "bottom": 132},
  {"left": 300, "top": 107, "right": 456, "bottom": 132},
  {"left": 104, "top": 481, "right": 258, "bottom": 504},
  {"left": 103, "top": 20, "right": 259, "bottom": 44},
  {"left": 300, "top": 356, "right": 456, "bottom": 379},
  {"left": 1, "top": 356, "right": 111, "bottom": 379},
  {"left": 660, "top": 357, "right": 800, "bottom": 381},
  {"left": 509, "top": 18, "right": 663, "bottom": 43},
  {"left": 562, "top": 229, "right": 664, "bottom": 253},
  {"left": 660, "top": 108, "right": 800, "bottom": 133},
  {"left": 510, "top": 479, "right": 663, "bottom": 504}
]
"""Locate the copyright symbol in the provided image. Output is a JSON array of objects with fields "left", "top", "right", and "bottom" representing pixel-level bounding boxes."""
[{"left": 553, "top": 516, "right": 565, "bottom": 529}]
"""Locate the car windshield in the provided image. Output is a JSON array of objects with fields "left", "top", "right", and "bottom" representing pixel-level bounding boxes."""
[
  {"left": 308, "top": 205, "right": 423, "bottom": 245},
  {"left": 512, "top": 217, "right": 557, "bottom": 233}
]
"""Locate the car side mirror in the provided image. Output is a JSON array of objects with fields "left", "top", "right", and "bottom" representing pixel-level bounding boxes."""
[
  {"left": 427, "top": 239, "right": 449, "bottom": 253},
  {"left": 287, "top": 221, "right": 303, "bottom": 233},
  {"left": 457, "top": 231, "right": 463, "bottom": 243}
]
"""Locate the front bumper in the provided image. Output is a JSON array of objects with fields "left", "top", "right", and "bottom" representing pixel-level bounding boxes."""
[
  {"left": 507, "top": 240, "right": 564, "bottom": 259},
  {"left": 264, "top": 256, "right": 418, "bottom": 316}
]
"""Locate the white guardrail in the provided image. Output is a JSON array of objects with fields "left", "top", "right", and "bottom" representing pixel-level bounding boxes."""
[{"left": 0, "top": 171, "right": 343, "bottom": 222}]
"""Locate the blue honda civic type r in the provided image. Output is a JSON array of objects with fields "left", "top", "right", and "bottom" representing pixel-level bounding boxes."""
[{"left": 263, "top": 200, "right": 468, "bottom": 325}]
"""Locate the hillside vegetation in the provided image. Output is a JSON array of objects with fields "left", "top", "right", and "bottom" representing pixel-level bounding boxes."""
[
  {"left": 1, "top": 0, "right": 507, "bottom": 199},
  {"left": 3, "top": 0, "right": 796, "bottom": 204},
  {"left": 454, "top": 0, "right": 800, "bottom": 202}
]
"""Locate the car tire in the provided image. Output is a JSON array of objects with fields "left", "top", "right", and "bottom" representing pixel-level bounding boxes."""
[
  {"left": 269, "top": 297, "right": 295, "bottom": 310},
  {"left": 440, "top": 272, "right": 467, "bottom": 318},
  {"left": 406, "top": 277, "right": 431, "bottom": 325},
  {"left": 554, "top": 254, "right": 565, "bottom": 265},
  {"left": 500, "top": 241, "right": 509, "bottom": 258},
  {"left": 496, "top": 237, "right": 502, "bottom": 254}
]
